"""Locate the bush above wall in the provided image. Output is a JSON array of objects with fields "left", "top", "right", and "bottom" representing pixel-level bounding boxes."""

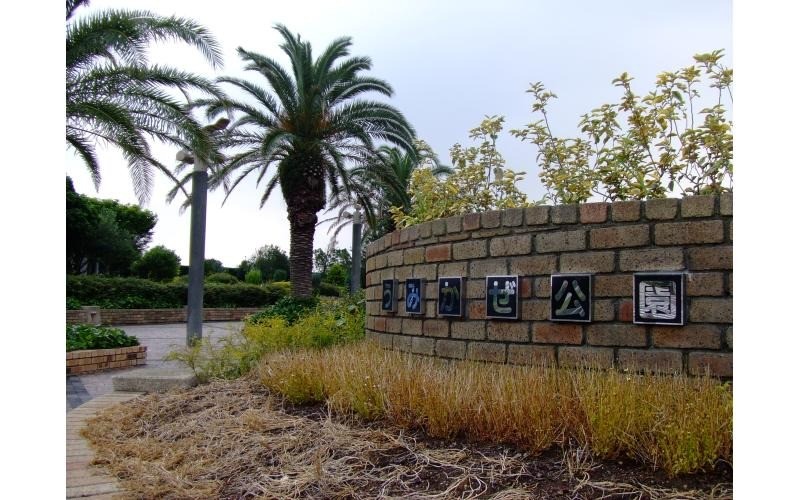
[{"left": 67, "top": 275, "right": 289, "bottom": 309}]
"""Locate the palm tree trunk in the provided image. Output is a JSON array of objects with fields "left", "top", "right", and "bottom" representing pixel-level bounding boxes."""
[{"left": 287, "top": 209, "right": 317, "bottom": 298}]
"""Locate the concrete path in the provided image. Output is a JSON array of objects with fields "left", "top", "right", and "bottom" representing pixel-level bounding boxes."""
[{"left": 66, "top": 321, "right": 242, "bottom": 412}]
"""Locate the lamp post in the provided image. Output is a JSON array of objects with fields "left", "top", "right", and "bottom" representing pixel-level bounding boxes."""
[
  {"left": 350, "top": 206, "right": 362, "bottom": 294},
  {"left": 176, "top": 117, "right": 229, "bottom": 346}
]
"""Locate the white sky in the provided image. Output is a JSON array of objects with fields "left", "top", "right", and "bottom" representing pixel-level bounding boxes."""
[{"left": 63, "top": 0, "right": 733, "bottom": 268}]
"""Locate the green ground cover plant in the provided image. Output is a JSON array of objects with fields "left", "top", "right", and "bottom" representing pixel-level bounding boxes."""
[
  {"left": 258, "top": 342, "right": 732, "bottom": 476},
  {"left": 67, "top": 324, "right": 139, "bottom": 351},
  {"left": 168, "top": 294, "right": 365, "bottom": 382}
]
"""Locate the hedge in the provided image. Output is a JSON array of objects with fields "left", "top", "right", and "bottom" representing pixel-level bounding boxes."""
[{"left": 67, "top": 275, "right": 288, "bottom": 309}]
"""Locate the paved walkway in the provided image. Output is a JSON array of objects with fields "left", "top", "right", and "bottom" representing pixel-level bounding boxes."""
[
  {"left": 66, "top": 321, "right": 244, "bottom": 498},
  {"left": 66, "top": 321, "right": 242, "bottom": 412}
]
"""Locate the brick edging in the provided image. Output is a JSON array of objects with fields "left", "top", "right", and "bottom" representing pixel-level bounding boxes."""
[{"left": 66, "top": 345, "right": 147, "bottom": 375}]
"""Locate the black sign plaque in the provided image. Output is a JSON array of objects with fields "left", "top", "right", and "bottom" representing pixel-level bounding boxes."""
[
  {"left": 437, "top": 277, "right": 463, "bottom": 317},
  {"left": 550, "top": 274, "right": 592, "bottom": 322},
  {"left": 633, "top": 273, "right": 685, "bottom": 325},
  {"left": 381, "top": 279, "right": 397, "bottom": 312},
  {"left": 405, "top": 278, "right": 425, "bottom": 315},
  {"left": 486, "top": 275, "right": 519, "bottom": 319}
]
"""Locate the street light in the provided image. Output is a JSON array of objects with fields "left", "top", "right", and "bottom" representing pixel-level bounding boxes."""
[{"left": 176, "top": 117, "right": 229, "bottom": 346}]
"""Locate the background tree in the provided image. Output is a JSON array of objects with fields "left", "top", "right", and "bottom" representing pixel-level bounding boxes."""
[
  {"left": 511, "top": 50, "right": 732, "bottom": 204},
  {"left": 131, "top": 245, "right": 181, "bottom": 281},
  {"left": 200, "top": 24, "right": 415, "bottom": 298},
  {"left": 67, "top": 177, "right": 157, "bottom": 274},
  {"left": 204, "top": 258, "right": 224, "bottom": 275},
  {"left": 241, "top": 245, "right": 290, "bottom": 284},
  {"left": 66, "top": 0, "right": 224, "bottom": 203}
]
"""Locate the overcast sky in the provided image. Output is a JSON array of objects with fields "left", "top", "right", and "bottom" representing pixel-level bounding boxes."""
[{"left": 65, "top": 0, "right": 732, "bottom": 268}]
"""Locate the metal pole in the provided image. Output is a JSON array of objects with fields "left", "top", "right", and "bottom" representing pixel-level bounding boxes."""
[
  {"left": 350, "top": 208, "right": 362, "bottom": 294},
  {"left": 186, "top": 157, "right": 208, "bottom": 346}
]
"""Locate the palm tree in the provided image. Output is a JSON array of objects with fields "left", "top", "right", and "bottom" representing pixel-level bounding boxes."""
[
  {"left": 66, "top": 0, "right": 224, "bottom": 204},
  {"left": 202, "top": 24, "right": 415, "bottom": 298},
  {"left": 320, "top": 142, "right": 452, "bottom": 239}
]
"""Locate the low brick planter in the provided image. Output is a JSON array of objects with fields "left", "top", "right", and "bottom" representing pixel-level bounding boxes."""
[
  {"left": 66, "top": 307, "right": 263, "bottom": 325},
  {"left": 66, "top": 345, "right": 147, "bottom": 375}
]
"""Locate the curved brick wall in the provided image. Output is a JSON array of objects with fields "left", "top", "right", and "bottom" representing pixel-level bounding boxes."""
[{"left": 364, "top": 194, "right": 733, "bottom": 377}]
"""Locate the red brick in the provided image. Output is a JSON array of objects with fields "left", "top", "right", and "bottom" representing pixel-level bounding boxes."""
[
  {"left": 532, "top": 323, "right": 582, "bottom": 344},
  {"left": 374, "top": 317, "right": 387, "bottom": 332},
  {"left": 508, "top": 255, "right": 557, "bottom": 276},
  {"left": 519, "top": 277, "right": 532, "bottom": 298},
  {"left": 686, "top": 273, "right": 725, "bottom": 296},
  {"left": 386, "top": 317, "right": 403, "bottom": 333},
  {"left": 653, "top": 325, "right": 722, "bottom": 349},
  {"left": 689, "top": 352, "right": 733, "bottom": 377},
  {"left": 508, "top": 345, "right": 556, "bottom": 366},
  {"left": 425, "top": 244, "right": 451, "bottom": 262},
  {"left": 687, "top": 246, "right": 732, "bottom": 270},
  {"left": 579, "top": 202, "right": 608, "bottom": 223},
  {"left": 468, "top": 301, "right": 486, "bottom": 319},
  {"left": 594, "top": 275, "right": 633, "bottom": 297},
  {"left": 587, "top": 324, "right": 647, "bottom": 347},
  {"left": 618, "top": 300, "right": 633, "bottom": 322},
  {"left": 520, "top": 300, "right": 549, "bottom": 320},
  {"left": 618, "top": 349, "right": 683, "bottom": 374}
]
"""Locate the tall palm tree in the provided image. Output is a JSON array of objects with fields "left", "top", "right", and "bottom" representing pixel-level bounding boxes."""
[
  {"left": 66, "top": 0, "right": 224, "bottom": 204},
  {"left": 201, "top": 24, "right": 415, "bottom": 298}
]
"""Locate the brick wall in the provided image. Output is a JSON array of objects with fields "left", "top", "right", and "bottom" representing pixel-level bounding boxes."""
[
  {"left": 364, "top": 194, "right": 732, "bottom": 377},
  {"left": 66, "top": 307, "right": 263, "bottom": 325},
  {"left": 66, "top": 345, "right": 147, "bottom": 375}
]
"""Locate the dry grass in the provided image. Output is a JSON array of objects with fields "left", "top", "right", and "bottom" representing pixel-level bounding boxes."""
[
  {"left": 82, "top": 377, "right": 731, "bottom": 499},
  {"left": 258, "top": 342, "right": 732, "bottom": 476}
]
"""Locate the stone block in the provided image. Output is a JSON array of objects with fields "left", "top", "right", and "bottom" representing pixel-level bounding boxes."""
[
  {"left": 587, "top": 324, "right": 647, "bottom": 347},
  {"left": 507, "top": 345, "right": 556, "bottom": 366},
  {"left": 618, "top": 349, "right": 683, "bottom": 374},
  {"left": 481, "top": 210, "right": 501, "bottom": 229},
  {"left": 686, "top": 273, "right": 725, "bottom": 296},
  {"left": 687, "top": 246, "right": 732, "bottom": 270},
  {"left": 436, "top": 339, "right": 466, "bottom": 359},
  {"left": 551, "top": 204, "right": 578, "bottom": 224},
  {"left": 645, "top": 198, "right": 679, "bottom": 220},
  {"left": 451, "top": 321, "right": 486, "bottom": 340},
  {"left": 423, "top": 319, "right": 449, "bottom": 338},
  {"left": 463, "top": 212, "right": 481, "bottom": 231},
  {"left": 525, "top": 205, "right": 549, "bottom": 225},
  {"left": 535, "top": 230, "right": 586, "bottom": 253},
  {"left": 411, "top": 337, "right": 435, "bottom": 355},
  {"left": 590, "top": 224, "right": 650, "bottom": 249},
  {"left": 619, "top": 248, "right": 684, "bottom": 272},
  {"left": 490, "top": 234, "right": 532, "bottom": 256},
  {"left": 579, "top": 202, "right": 609, "bottom": 223},
  {"left": 560, "top": 251, "right": 615, "bottom": 273},
  {"left": 558, "top": 347, "right": 613, "bottom": 369},
  {"left": 719, "top": 194, "right": 733, "bottom": 216},
  {"left": 520, "top": 300, "right": 550, "bottom": 320},
  {"left": 466, "top": 342, "right": 506, "bottom": 363},
  {"left": 689, "top": 298, "right": 732, "bottom": 323},
  {"left": 654, "top": 221, "right": 724, "bottom": 245},
  {"left": 402, "top": 318, "right": 423, "bottom": 335},
  {"left": 594, "top": 275, "right": 633, "bottom": 297},
  {"left": 509, "top": 255, "right": 558, "bottom": 276},
  {"left": 445, "top": 215, "right": 462, "bottom": 233},
  {"left": 653, "top": 325, "right": 722, "bottom": 349},
  {"left": 488, "top": 322, "right": 530, "bottom": 342},
  {"left": 502, "top": 208, "right": 524, "bottom": 227},
  {"left": 689, "top": 352, "right": 732, "bottom": 377},
  {"left": 611, "top": 200, "right": 641, "bottom": 221},
  {"left": 681, "top": 195, "right": 716, "bottom": 218},
  {"left": 404, "top": 247, "right": 425, "bottom": 265},
  {"left": 593, "top": 299, "right": 615, "bottom": 321},
  {"left": 469, "top": 259, "right": 508, "bottom": 277},
  {"left": 453, "top": 239, "right": 487, "bottom": 260}
]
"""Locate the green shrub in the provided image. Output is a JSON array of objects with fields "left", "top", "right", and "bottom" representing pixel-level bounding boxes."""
[
  {"left": 272, "top": 268, "right": 288, "bottom": 282},
  {"left": 205, "top": 272, "right": 239, "bottom": 284},
  {"left": 66, "top": 297, "right": 82, "bottom": 310},
  {"left": 67, "top": 324, "right": 139, "bottom": 351},
  {"left": 317, "top": 281, "right": 342, "bottom": 297},
  {"left": 324, "top": 263, "right": 349, "bottom": 287},
  {"left": 247, "top": 295, "right": 318, "bottom": 325},
  {"left": 131, "top": 245, "right": 180, "bottom": 281},
  {"left": 270, "top": 281, "right": 292, "bottom": 294},
  {"left": 168, "top": 295, "right": 365, "bottom": 382},
  {"left": 67, "top": 275, "right": 283, "bottom": 309},
  {"left": 244, "top": 268, "right": 262, "bottom": 284}
]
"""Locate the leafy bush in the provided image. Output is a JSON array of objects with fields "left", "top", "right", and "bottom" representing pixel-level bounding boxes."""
[
  {"left": 67, "top": 324, "right": 139, "bottom": 351},
  {"left": 244, "top": 268, "right": 262, "bottom": 285},
  {"left": 270, "top": 281, "right": 292, "bottom": 294},
  {"left": 272, "top": 268, "right": 288, "bottom": 282},
  {"left": 317, "top": 281, "right": 342, "bottom": 297},
  {"left": 66, "top": 297, "right": 82, "bottom": 310},
  {"left": 247, "top": 295, "right": 319, "bottom": 325},
  {"left": 205, "top": 272, "right": 239, "bottom": 284},
  {"left": 67, "top": 275, "right": 285, "bottom": 309},
  {"left": 324, "top": 263, "right": 349, "bottom": 287},
  {"left": 168, "top": 294, "right": 365, "bottom": 382},
  {"left": 131, "top": 245, "right": 181, "bottom": 281}
]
